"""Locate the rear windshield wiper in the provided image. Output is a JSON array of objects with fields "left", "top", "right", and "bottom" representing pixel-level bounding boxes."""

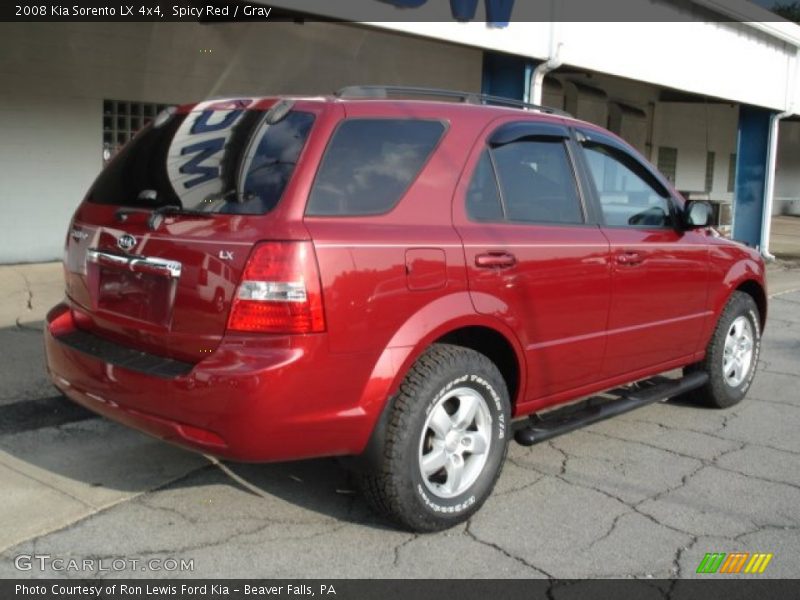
[{"left": 147, "top": 204, "right": 215, "bottom": 230}]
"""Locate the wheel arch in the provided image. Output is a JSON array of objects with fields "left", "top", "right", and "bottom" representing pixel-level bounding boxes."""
[
  {"left": 434, "top": 325, "right": 521, "bottom": 406},
  {"left": 347, "top": 292, "right": 525, "bottom": 470},
  {"left": 707, "top": 255, "right": 767, "bottom": 339},
  {"left": 735, "top": 279, "right": 767, "bottom": 330}
]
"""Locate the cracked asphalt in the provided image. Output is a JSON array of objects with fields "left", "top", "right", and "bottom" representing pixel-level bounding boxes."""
[{"left": 0, "top": 262, "right": 798, "bottom": 579}]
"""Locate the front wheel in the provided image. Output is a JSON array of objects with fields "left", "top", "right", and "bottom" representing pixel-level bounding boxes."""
[
  {"left": 685, "top": 291, "right": 761, "bottom": 409},
  {"left": 358, "top": 344, "right": 511, "bottom": 532}
]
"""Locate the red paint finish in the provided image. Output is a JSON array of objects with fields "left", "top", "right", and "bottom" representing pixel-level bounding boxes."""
[
  {"left": 405, "top": 248, "right": 447, "bottom": 291},
  {"left": 46, "top": 95, "right": 766, "bottom": 462},
  {"left": 600, "top": 227, "right": 711, "bottom": 377}
]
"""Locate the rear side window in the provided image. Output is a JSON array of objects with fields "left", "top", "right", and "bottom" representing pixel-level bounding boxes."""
[
  {"left": 306, "top": 119, "right": 445, "bottom": 216},
  {"left": 88, "top": 107, "right": 315, "bottom": 215},
  {"left": 235, "top": 112, "right": 316, "bottom": 214}
]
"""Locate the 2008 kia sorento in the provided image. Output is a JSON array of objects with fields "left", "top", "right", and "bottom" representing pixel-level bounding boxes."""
[{"left": 46, "top": 86, "right": 766, "bottom": 532}]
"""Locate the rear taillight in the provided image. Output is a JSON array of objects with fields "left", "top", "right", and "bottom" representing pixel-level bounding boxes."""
[{"left": 227, "top": 241, "right": 325, "bottom": 334}]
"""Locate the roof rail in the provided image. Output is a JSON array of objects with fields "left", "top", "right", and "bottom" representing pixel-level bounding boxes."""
[{"left": 335, "top": 85, "right": 572, "bottom": 117}]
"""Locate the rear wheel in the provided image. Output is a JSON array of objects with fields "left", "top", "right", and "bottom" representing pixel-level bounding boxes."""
[
  {"left": 358, "top": 344, "right": 511, "bottom": 532},
  {"left": 684, "top": 291, "right": 761, "bottom": 408}
]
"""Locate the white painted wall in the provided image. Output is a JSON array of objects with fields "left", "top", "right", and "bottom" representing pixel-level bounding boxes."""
[
  {"left": 0, "top": 22, "right": 481, "bottom": 263},
  {"left": 550, "top": 21, "right": 794, "bottom": 113},
  {"left": 651, "top": 102, "right": 739, "bottom": 200},
  {"left": 775, "top": 120, "right": 800, "bottom": 215}
]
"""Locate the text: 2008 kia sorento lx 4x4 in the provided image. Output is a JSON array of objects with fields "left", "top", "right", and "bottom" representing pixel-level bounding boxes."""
[{"left": 46, "top": 87, "right": 766, "bottom": 532}]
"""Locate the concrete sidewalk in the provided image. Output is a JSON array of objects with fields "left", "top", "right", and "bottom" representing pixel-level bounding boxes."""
[
  {"left": 1, "top": 260, "right": 799, "bottom": 576},
  {"left": 0, "top": 262, "right": 207, "bottom": 553}
]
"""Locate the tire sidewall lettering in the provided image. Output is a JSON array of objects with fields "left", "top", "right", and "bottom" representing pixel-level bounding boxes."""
[
  {"left": 417, "top": 484, "right": 476, "bottom": 514},
  {"left": 736, "top": 307, "right": 760, "bottom": 393}
]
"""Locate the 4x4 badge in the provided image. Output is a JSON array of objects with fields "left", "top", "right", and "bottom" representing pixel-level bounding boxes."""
[{"left": 117, "top": 234, "right": 136, "bottom": 252}]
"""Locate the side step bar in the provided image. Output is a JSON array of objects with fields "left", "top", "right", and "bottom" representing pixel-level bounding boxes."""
[{"left": 513, "top": 371, "right": 709, "bottom": 447}]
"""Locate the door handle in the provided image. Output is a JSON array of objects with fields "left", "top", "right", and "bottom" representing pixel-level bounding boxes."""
[
  {"left": 616, "top": 251, "right": 643, "bottom": 266},
  {"left": 475, "top": 252, "right": 517, "bottom": 269}
]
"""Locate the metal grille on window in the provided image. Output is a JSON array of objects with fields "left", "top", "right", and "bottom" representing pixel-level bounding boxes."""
[
  {"left": 102, "top": 100, "right": 169, "bottom": 164},
  {"left": 657, "top": 146, "right": 678, "bottom": 183},
  {"left": 705, "top": 151, "right": 716, "bottom": 193}
]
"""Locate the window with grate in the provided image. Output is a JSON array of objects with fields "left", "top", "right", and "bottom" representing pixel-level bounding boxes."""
[
  {"left": 656, "top": 146, "right": 678, "bottom": 183},
  {"left": 102, "top": 99, "right": 170, "bottom": 164}
]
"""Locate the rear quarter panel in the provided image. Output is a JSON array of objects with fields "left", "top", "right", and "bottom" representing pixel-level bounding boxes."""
[{"left": 303, "top": 103, "right": 528, "bottom": 440}]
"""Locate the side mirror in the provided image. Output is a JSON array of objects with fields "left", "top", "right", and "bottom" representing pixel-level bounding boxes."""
[{"left": 684, "top": 201, "right": 713, "bottom": 228}]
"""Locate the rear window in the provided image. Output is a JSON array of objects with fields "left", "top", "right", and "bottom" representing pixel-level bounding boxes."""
[
  {"left": 306, "top": 119, "right": 445, "bottom": 216},
  {"left": 88, "top": 106, "right": 315, "bottom": 215}
]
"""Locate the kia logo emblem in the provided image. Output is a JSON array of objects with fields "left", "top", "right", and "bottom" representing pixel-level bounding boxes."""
[{"left": 117, "top": 234, "right": 137, "bottom": 252}]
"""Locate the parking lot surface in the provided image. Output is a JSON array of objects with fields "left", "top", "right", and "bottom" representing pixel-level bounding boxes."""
[{"left": 0, "top": 262, "right": 798, "bottom": 579}]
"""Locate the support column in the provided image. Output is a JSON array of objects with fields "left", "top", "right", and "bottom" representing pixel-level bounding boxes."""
[
  {"left": 481, "top": 51, "right": 531, "bottom": 101},
  {"left": 732, "top": 106, "right": 775, "bottom": 248}
]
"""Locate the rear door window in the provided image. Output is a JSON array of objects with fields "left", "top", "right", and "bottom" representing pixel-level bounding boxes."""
[
  {"left": 306, "top": 119, "right": 445, "bottom": 216},
  {"left": 493, "top": 140, "right": 583, "bottom": 224},
  {"left": 466, "top": 140, "right": 584, "bottom": 225},
  {"left": 88, "top": 105, "right": 315, "bottom": 215}
]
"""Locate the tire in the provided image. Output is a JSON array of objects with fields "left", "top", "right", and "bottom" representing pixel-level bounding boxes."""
[
  {"left": 358, "top": 344, "right": 511, "bottom": 532},
  {"left": 684, "top": 291, "right": 761, "bottom": 409}
]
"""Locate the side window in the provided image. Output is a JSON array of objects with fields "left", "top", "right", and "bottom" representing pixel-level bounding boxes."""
[
  {"left": 465, "top": 141, "right": 583, "bottom": 225},
  {"left": 238, "top": 111, "right": 316, "bottom": 215},
  {"left": 466, "top": 151, "right": 503, "bottom": 221},
  {"left": 306, "top": 119, "right": 445, "bottom": 216},
  {"left": 583, "top": 143, "right": 673, "bottom": 228},
  {"left": 487, "top": 139, "right": 583, "bottom": 225}
]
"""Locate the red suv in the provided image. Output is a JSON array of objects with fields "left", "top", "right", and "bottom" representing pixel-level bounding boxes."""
[{"left": 45, "top": 87, "right": 766, "bottom": 531}]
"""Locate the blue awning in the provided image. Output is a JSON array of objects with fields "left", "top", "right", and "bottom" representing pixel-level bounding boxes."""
[{"left": 379, "top": 0, "right": 515, "bottom": 26}]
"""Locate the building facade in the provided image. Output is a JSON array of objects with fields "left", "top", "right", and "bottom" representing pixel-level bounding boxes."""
[{"left": 0, "top": 2, "right": 798, "bottom": 262}]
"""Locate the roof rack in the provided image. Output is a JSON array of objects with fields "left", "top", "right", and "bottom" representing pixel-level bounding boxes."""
[{"left": 334, "top": 85, "right": 572, "bottom": 117}]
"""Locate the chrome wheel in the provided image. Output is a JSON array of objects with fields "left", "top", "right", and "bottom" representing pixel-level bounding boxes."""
[
  {"left": 418, "top": 387, "right": 492, "bottom": 499},
  {"left": 722, "top": 316, "right": 754, "bottom": 388}
]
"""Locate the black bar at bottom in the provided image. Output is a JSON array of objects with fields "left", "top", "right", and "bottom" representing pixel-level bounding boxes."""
[{"left": 3, "top": 579, "right": 799, "bottom": 600}]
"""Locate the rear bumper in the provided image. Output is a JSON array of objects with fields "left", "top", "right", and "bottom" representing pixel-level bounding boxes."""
[{"left": 44, "top": 303, "right": 374, "bottom": 462}]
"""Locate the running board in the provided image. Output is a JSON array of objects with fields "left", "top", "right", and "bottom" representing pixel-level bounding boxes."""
[{"left": 513, "top": 371, "right": 709, "bottom": 447}]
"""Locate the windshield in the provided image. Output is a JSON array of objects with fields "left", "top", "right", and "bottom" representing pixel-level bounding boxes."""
[{"left": 88, "top": 103, "right": 315, "bottom": 215}]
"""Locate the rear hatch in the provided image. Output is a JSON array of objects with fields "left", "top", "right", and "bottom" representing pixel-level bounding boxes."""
[{"left": 63, "top": 98, "right": 318, "bottom": 363}]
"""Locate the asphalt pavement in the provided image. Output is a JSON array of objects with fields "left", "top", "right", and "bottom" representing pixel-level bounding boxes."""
[{"left": 0, "top": 260, "right": 798, "bottom": 579}]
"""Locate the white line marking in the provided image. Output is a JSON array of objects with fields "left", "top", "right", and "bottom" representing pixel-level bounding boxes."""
[{"left": 769, "top": 287, "right": 800, "bottom": 298}]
